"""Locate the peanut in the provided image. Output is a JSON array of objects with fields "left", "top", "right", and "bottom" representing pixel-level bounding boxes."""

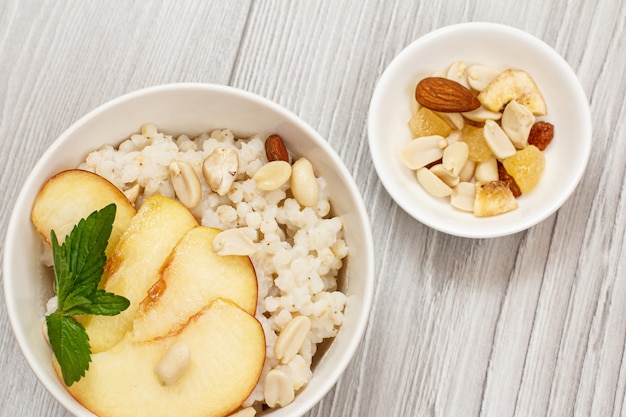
[
  {"left": 264, "top": 369, "right": 295, "bottom": 408},
  {"left": 416, "top": 167, "right": 452, "bottom": 198},
  {"left": 483, "top": 120, "right": 516, "bottom": 159},
  {"left": 451, "top": 182, "right": 476, "bottom": 212},
  {"left": 274, "top": 316, "right": 311, "bottom": 364},
  {"left": 501, "top": 100, "right": 535, "bottom": 149},
  {"left": 169, "top": 160, "right": 202, "bottom": 208},
  {"left": 253, "top": 160, "right": 291, "bottom": 191},
  {"left": 291, "top": 157, "right": 319, "bottom": 207},
  {"left": 401, "top": 135, "right": 447, "bottom": 170}
]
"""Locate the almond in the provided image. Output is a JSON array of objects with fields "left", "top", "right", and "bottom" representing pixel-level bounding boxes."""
[
  {"left": 265, "top": 134, "right": 290, "bottom": 163},
  {"left": 415, "top": 77, "right": 481, "bottom": 113}
]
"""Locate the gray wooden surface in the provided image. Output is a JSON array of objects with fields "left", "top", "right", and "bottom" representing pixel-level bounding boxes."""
[{"left": 1, "top": 1, "right": 625, "bottom": 416}]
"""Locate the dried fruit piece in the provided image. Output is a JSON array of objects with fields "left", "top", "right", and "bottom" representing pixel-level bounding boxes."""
[
  {"left": 265, "top": 134, "right": 290, "bottom": 162},
  {"left": 527, "top": 121, "right": 555, "bottom": 151},
  {"left": 502, "top": 145, "right": 545, "bottom": 193},
  {"left": 408, "top": 107, "right": 452, "bottom": 138},
  {"left": 478, "top": 69, "right": 547, "bottom": 115},
  {"left": 415, "top": 77, "right": 481, "bottom": 112},
  {"left": 473, "top": 181, "right": 519, "bottom": 217},
  {"left": 462, "top": 125, "right": 492, "bottom": 162},
  {"left": 497, "top": 161, "right": 522, "bottom": 198}
]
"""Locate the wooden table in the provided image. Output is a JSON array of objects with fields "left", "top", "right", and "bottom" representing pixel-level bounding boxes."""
[{"left": 1, "top": 1, "right": 624, "bottom": 416}]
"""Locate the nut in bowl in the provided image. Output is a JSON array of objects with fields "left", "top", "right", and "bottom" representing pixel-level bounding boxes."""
[
  {"left": 368, "top": 22, "right": 591, "bottom": 238},
  {"left": 3, "top": 84, "right": 374, "bottom": 417}
]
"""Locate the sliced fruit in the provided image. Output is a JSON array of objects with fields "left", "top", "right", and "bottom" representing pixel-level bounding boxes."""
[
  {"left": 462, "top": 125, "right": 492, "bottom": 162},
  {"left": 59, "top": 299, "right": 266, "bottom": 417},
  {"left": 132, "top": 226, "right": 258, "bottom": 342},
  {"left": 473, "top": 181, "right": 519, "bottom": 217},
  {"left": 477, "top": 69, "right": 547, "bottom": 116},
  {"left": 408, "top": 107, "right": 452, "bottom": 138},
  {"left": 84, "top": 195, "right": 198, "bottom": 353},
  {"left": 502, "top": 145, "right": 545, "bottom": 193},
  {"left": 31, "top": 169, "right": 136, "bottom": 258}
]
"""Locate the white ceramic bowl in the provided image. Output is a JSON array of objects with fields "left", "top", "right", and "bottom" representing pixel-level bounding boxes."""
[
  {"left": 3, "top": 83, "right": 375, "bottom": 416},
  {"left": 368, "top": 22, "right": 591, "bottom": 238}
]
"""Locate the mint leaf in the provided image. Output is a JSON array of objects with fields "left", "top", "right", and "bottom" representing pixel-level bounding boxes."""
[
  {"left": 52, "top": 204, "right": 116, "bottom": 311},
  {"left": 81, "top": 290, "right": 131, "bottom": 315},
  {"left": 46, "top": 203, "right": 130, "bottom": 386},
  {"left": 46, "top": 312, "right": 91, "bottom": 386}
]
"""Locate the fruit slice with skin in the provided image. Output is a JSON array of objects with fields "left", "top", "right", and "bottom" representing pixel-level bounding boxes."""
[
  {"left": 59, "top": 299, "right": 266, "bottom": 417},
  {"left": 132, "top": 226, "right": 258, "bottom": 342},
  {"left": 31, "top": 169, "right": 136, "bottom": 258},
  {"left": 84, "top": 195, "right": 198, "bottom": 353},
  {"left": 477, "top": 69, "right": 547, "bottom": 116}
]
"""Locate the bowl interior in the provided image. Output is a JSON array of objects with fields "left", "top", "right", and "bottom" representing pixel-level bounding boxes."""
[
  {"left": 4, "top": 84, "right": 374, "bottom": 416},
  {"left": 368, "top": 22, "right": 591, "bottom": 238}
]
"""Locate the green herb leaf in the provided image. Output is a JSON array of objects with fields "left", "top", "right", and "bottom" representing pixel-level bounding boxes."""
[
  {"left": 52, "top": 204, "right": 116, "bottom": 311},
  {"left": 81, "top": 290, "right": 131, "bottom": 315},
  {"left": 46, "top": 203, "right": 130, "bottom": 386},
  {"left": 46, "top": 312, "right": 91, "bottom": 386}
]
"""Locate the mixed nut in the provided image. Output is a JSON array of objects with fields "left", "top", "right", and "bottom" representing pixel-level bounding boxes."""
[
  {"left": 402, "top": 61, "right": 554, "bottom": 217},
  {"left": 167, "top": 133, "right": 320, "bottom": 213}
]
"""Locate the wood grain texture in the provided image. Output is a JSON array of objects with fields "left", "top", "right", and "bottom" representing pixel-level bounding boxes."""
[{"left": 0, "top": 1, "right": 624, "bottom": 417}]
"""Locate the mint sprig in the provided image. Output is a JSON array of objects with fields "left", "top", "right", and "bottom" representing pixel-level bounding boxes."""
[{"left": 45, "top": 204, "right": 130, "bottom": 386}]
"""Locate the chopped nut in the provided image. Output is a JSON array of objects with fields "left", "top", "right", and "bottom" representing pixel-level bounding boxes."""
[
  {"left": 169, "top": 160, "right": 202, "bottom": 208},
  {"left": 203, "top": 147, "right": 239, "bottom": 196}
]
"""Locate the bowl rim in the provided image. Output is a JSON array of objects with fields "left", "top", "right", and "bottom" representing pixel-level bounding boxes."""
[
  {"left": 3, "top": 82, "right": 375, "bottom": 416},
  {"left": 367, "top": 22, "right": 592, "bottom": 238}
]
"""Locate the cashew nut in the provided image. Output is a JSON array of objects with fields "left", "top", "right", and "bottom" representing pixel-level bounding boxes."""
[
  {"left": 154, "top": 341, "right": 190, "bottom": 386},
  {"left": 169, "top": 160, "right": 202, "bottom": 208},
  {"left": 203, "top": 147, "right": 239, "bottom": 196}
]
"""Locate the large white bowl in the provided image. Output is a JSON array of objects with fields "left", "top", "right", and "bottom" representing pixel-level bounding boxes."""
[
  {"left": 368, "top": 22, "right": 592, "bottom": 238},
  {"left": 3, "top": 83, "right": 375, "bottom": 416}
]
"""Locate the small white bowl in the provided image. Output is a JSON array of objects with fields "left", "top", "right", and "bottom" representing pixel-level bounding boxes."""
[
  {"left": 368, "top": 22, "right": 591, "bottom": 238},
  {"left": 3, "top": 84, "right": 375, "bottom": 416}
]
